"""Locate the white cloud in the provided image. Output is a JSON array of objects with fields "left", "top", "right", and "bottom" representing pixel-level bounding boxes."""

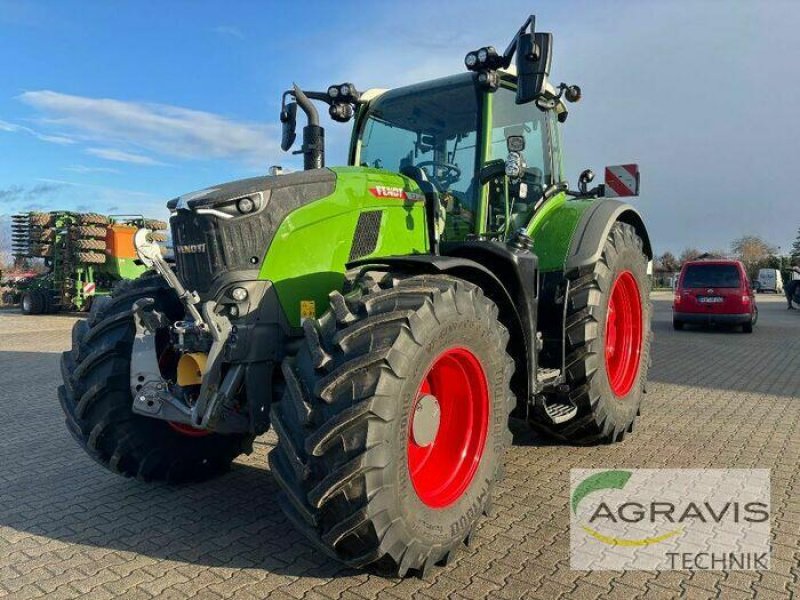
[
  {"left": 0, "top": 117, "right": 76, "bottom": 145},
  {"left": 212, "top": 25, "right": 245, "bottom": 40},
  {"left": 86, "top": 147, "right": 163, "bottom": 166},
  {"left": 17, "top": 90, "right": 280, "bottom": 167},
  {"left": 63, "top": 164, "right": 120, "bottom": 174}
]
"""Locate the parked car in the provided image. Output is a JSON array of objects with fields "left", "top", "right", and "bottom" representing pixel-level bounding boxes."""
[
  {"left": 673, "top": 259, "right": 757, "bottom": 332},
  {"left": 756, "top": 267, "right": 784, "bottom": 294}
]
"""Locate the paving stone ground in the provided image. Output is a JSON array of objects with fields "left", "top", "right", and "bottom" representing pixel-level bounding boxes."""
[{"left": 0, "top": 292, "right": 798, "bottom": 599}]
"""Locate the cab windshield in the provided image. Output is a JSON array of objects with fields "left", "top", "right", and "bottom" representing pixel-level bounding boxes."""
[{"left": 358, "top": 74, "right": 479, "bottom": 237}]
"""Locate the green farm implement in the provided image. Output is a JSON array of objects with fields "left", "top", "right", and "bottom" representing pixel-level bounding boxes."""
[
  {"left": 60, "top": 15, "right": 652, "bottom": 576},
  {"left": 9, "top": 212, "right": 166, "bottom": 314}
]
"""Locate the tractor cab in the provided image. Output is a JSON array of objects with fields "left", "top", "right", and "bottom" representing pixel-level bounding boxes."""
[
  {"left": 350, "top": 69, "right": 565, "bottom": 242},
  {"left": 279, "top": 15, "right": 592, "bottom": 248}
]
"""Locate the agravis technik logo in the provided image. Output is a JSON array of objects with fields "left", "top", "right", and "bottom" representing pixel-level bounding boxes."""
[
  {"left": 570, "top": 469, "right": 770, "bottom": 570},
  {"left": 572, "top": 470, "right": 683, "bottom": 547}
]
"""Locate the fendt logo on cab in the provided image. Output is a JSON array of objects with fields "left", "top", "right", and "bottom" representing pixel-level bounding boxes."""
[{"left": 368, "top": 186, "right": 424, "bottom": 202}]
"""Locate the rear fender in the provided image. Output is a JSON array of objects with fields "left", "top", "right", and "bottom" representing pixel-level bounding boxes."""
[{"left": 565, "top": 200, "right": 652, "bottom": 274}]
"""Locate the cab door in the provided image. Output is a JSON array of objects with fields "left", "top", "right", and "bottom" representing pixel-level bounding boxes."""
[{"left": 478, "top": 81, "right": 559, "bottom": 239}]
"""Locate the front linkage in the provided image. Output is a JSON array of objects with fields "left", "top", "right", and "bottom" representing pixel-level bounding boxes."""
[{"left": 129, "top": 229, "right": 250, "bottom": 434}]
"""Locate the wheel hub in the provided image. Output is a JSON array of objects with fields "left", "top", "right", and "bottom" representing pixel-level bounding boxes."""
[{"left": 411, "top": 394, "right": 440, "bottom": 447}]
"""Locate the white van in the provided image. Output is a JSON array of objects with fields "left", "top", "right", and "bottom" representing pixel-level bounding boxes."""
[{"left": 757, "top": 268, "right": 784, "bottom": 294}]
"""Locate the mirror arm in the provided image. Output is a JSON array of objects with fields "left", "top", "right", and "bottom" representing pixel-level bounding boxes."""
[
  {"left": 502, "top": 14, "right": 534, "bottom": 64},
  {"left": 291, "top": 85, "right": 325, "bottom": 170},
  {"left": 293, "top": 84, "right": 319, "bottom": 127},
  {"left": 566, "top": 185, "right": 604, "bottom": 199}
]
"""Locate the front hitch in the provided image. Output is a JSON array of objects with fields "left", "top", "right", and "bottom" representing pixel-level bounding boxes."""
[
  {"left": 133, "top": 228, "right": 205, "bottom": 326},
  {"left": 129, "top": 229, "right": 248, "bottom": 433}
]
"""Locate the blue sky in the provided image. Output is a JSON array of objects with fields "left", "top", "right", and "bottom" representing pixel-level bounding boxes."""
[{"left": 1, "top": 0, "right": 799, "bottom": 254}]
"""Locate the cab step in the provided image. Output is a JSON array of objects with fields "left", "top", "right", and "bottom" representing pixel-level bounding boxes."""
[
  {"left": 542, "top": 399, "right": 578, "bottom": 424},
  {"left": 537, "top": 367, "right": 561, "bottom": 384},
  {"left": 534, "top": 387, "right": 578, "bottom": 424}
]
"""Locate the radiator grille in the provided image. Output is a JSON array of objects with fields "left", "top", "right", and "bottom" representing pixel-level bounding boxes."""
[
  {"left": 171, "top": 212, "right": 271, "bottom": 294},
  {"left": 349, "top": 211, "right": 383, "bottom": 261}
]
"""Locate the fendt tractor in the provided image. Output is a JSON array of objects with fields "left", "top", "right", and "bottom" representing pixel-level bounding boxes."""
[
  {"left": 8, "top": 212, "right": 167, "bottom": 313},
  {"left": 60, "top": 16, "right": 652, "bottom": 577}
]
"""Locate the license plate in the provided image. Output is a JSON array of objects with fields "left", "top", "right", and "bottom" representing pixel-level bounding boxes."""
[{"left": 699, "top": 296, "right": 723, "bottom": 303}]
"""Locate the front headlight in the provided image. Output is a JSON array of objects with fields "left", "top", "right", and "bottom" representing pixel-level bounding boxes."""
[
  {"left": 194, "top": 191, "right": 265, "bottom": 220},
  {"left": 236, "top": 197, "right": 256, "bottom": 214}
]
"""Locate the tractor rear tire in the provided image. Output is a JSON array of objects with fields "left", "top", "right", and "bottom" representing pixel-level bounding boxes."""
[
  {"left": 73, "top": 226, "right": 107, "bottom": 239},
  {"left": 59, "top": 274, "right": 255, "bottom": 482},
  {"left": 21, "top": 290, "right": 46, "bottom": 315},
  {"left": 269, "top": 273, "right": 514, "bottom": 576},
  {"left": 531, "top": 222, "right": 651, "bottom": 445},
  {"left": 73, "top": 238, "right": 107, "bottom": 251}
]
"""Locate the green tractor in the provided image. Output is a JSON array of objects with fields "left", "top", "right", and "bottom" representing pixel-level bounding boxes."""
[
  {"left": 60, "top": 15, "right": 651, "bottom": 577},
  {"left": 9, "top": 211, "right": 167, "bottom": 314}
]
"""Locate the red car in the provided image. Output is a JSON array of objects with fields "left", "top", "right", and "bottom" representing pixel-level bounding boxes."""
[{"left": 673, "top": 259, "right": 757, "bottom": 333}]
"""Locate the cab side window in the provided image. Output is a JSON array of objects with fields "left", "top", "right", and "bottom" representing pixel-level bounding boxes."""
[
  {"left": 490, "top": 86, "right": 552, "bottom": 186},
  {"left": 484, "top": 85, "right": 553, "bottom": 234}
]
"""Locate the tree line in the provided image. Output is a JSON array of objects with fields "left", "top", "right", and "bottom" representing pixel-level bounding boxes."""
[{"left": 656, "top": 228, "right": 800, "bottom": 281}]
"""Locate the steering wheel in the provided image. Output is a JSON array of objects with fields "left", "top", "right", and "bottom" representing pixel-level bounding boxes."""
[{"left": 416, "top": 160, "right": 461, "bottom": 190}]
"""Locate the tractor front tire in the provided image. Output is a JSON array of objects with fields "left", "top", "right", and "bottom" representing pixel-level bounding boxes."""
[
  {"left": 269, "top": 274, "right": 514, "bottom": 577},
  {"left": 59, "top": 274, "right": 255, "bottom": 482},
  {"left": 532, "top": 222, "right": 651, "bottom": 445}
]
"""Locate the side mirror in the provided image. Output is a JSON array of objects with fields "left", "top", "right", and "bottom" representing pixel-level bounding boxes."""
[
  {"left": 578, "top": 169, "right": 594, "bottom": 194},
  {"left": 516, "top": 31, "right": 552, "bottom": 105},
  {"left": 280, "top": 102, "right": 297, "bottom": 152},
  {"left": 603, "top": 164, "right": 640, "bottom": 197}
]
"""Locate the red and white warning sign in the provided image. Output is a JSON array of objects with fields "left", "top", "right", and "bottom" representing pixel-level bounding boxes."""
[
  {"left": 604, "top": 164, "right": 640, "bottom": 198},
  {"left": 82, "top": 282, "right": 96, "bottom": 296}
]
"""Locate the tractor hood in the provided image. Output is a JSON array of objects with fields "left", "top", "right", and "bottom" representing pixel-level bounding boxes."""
[
  {"left": 167, "top": 168, "right": 336, "bottom": 212},
  {"left": 168, "top": 169, "right": 337, "bottom": 296}
]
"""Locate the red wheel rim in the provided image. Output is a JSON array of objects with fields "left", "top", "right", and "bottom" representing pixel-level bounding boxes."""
[
  {"left": 407, "top": 347, "right": 490, "bottom": 509},
  {"left": 168, "top": 421, "right": 210, "bottom": 437},
  {"left": 604, "top": 271, "right": 643, "bottom": 397}
]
